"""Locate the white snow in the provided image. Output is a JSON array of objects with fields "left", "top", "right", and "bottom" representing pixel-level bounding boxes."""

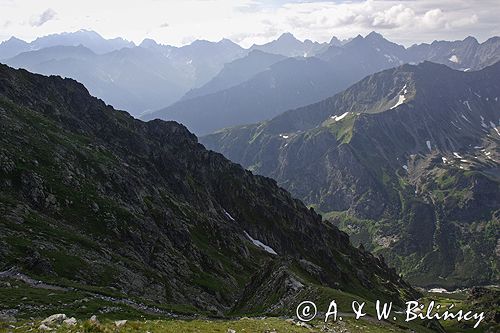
[
  {"left": 461, "top": 114, "right": 471, "bottom": 123},
  {"left": 429, "top": 288, "right": 448, "bottom": 294},
  {"left": 460, "top": 159, "right": 470, "bottom": 163},
  {"left": 279, "top": 134, "right": 289, "bottom": 139},
  {"left": 390, "top": 85, "right": 409, "bottom": 110},
  {"left": 441, "top": 157, "right": 448, "bottom": 164},
  {"left": 403, "top": 165, "right": 408, "bottom": 171},
  {"left": 474, "top": 92, "right": 481, "bottom": 98},
  {"left": 448, "top": 55, "right": 459, "bottom": 63},
  {"left": 330, "top": 112, "right": 349, "bottom": 122},
  {"left": 391, "top": 94, "right": 406, "bottom": 109},
  {"left": 453, "top": 152, "right": 463, "bottom": 159},
  {"left": 223, "top": 209, "right": 235, "bottom": 221},
  {"left": 463, "top": 100, "right": 472, "bottom": 111},
  {"left": 244, "top": 231, "right": 277, "bottom": 255},
  {"left": 485, "top": 151, "right": 491, "bottom": 156},
  {"left": 426, "top": 140, "right": 432, "bottom": 151}
]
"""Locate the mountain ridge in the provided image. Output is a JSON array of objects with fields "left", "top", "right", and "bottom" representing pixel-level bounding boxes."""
[
  {"left": 0, "top": 63, "right": 417, "bottom": 316},
  {"left": 201, "top": 61, "right": 500, "bottom": 288}
]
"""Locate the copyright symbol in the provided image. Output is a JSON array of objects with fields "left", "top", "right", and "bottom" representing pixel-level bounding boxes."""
[{"left": 296, "top": 301, "right": 317, "bottom": 322}]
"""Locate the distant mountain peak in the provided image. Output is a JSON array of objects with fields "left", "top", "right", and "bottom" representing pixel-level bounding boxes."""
[
  {"left": 463, "top": 36, "right": 479, "bottom": 44},
  {"left": 366, "top": 31, "right": 385, "bottom": 40},
  {"left": 329, "top": 36, "right": 342, "bottom": 46},
  {"left": 278, "top": 32, "right": 297, "bottom": 41},
  {"left": 1, "top": 36, "right": 28, "bottom": 46},
  {"left": 139, "top": 38, "right": 159, "bottom": 48}
]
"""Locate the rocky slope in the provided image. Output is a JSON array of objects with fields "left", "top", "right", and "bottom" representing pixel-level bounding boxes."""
[
  {"left": 202, "top": 61, "right": 500, "bottom": 288},
  {"left": 0, "top": 64, "right": 416, "bottom": 316}
]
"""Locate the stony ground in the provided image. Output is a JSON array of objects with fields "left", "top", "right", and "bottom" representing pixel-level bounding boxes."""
[{"left": 0, "top": 316, "right": 432, "bottom": 333}]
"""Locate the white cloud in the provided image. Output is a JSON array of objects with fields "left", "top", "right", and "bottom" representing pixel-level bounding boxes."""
[
  {"left": 0, "top": 0, "right": 498, "bottom": 47},
  {"left": 30, "top": 8, "right": 57, "bottom": 27}
]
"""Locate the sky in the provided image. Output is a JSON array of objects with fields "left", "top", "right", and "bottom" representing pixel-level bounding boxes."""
[{"left": 1, "top": 0, "right": 499, "bottom": 47}]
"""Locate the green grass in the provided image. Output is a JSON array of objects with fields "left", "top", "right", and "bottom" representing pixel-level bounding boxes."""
[{"left": 0, "top": 316, "right": 436, "bottom": 333}]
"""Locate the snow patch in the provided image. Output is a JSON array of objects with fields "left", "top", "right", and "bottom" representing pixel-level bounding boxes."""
[
  {"left": 461, "top": 114, "right": 471, "bottom": 123},
  {"left": 402, "top": 165, "right": 408, "bottom": 171},
  {"left": 244, "top": 231, "right": 277, "bottom": 255},
  {"left": 453, "top": 152, "right": 463, "bottom": 159},
  {"left": 223, "top": 209, "right": 235, "bottom": 221},
  {"left": 330, "top": 112, "right": 349, "bottom": 122},
  {"left": 448, "top": 55, "right": 459, "bottom": 63},
  {"left": 391, "top": 97, "right": 406, "bottom": 109},
  {"left": 426, "top": 140, "right": 432, "bottom": 151},
  {"left": 429, "top": 288, "right": 448, "bottom": 294},
  {"left": 279, "top": 134, "right": 289, "bottom": 139},
  {"left": 441, "top": 157, "right": 448, "bottom": 164},
  {"left": 463, "top": 100, "right": 472, "bottom": 111}
]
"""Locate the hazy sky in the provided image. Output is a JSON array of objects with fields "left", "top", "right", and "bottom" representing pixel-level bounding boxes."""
[{"left": 1, "top": 0, "right": 499, "bottom": 47}]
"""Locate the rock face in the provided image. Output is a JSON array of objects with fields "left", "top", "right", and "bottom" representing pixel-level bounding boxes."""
[
  {"left": 0, "top": 64, "right": 416, "bottom": 315},
  {"left": 202, "top": 61, "right": 500, "bottom": 288}
]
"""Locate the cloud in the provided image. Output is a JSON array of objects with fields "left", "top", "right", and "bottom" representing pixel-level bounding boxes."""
[
  {"left": 1, "top": 0, "right": 499, "bottom": 47},
  {"left": 30, "top": 8, "right": 57, "bottom": 27},
  {"left": 370, "top": 4, "right": 416, "bottom": 29}
]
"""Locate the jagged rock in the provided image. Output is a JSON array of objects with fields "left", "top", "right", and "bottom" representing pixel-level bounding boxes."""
[
  {"left": 115, "top": 320, "right": 127, "bottom": 327},
  {"left": 41, "top": 313, "right": 66, "bottom": 326},
  {"left": 38, "top": 324, "right": 53, "bottom": 331},
  {"left": 63, "top": 317, "right": 77, "bottom": 326},
  {"left": 89, "top": 315, "right": 99, "bottom": 323},
  {"left": 227, "top": 329, "right": 236, "bottom": 333}
]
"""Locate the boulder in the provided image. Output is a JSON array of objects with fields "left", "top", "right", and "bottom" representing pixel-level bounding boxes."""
[
  {"left": 41, "top": 313, "right": 66, "bottom": 326},
  {"left": 63, "top": 317, "right": 77, "bottom": 326}
]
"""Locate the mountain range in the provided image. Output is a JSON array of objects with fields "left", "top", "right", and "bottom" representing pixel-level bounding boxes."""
[
  {"left": 0, "top": 30, "right": 134, "bottom": 58},
  {"left": 1, "top": 31, "right": 246, "bottom": 115},
  {"left": 202, "top": 61, "right": 500, "bottom": 288},
  {"left": 4, "top": 30, "right": 500, "bottom": 126},
  {"left": 146, "top": 32, "right": 500, "bottom": 135},
  {"left": 0, "top": 63, "right": 417, "bottom": 316}
]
